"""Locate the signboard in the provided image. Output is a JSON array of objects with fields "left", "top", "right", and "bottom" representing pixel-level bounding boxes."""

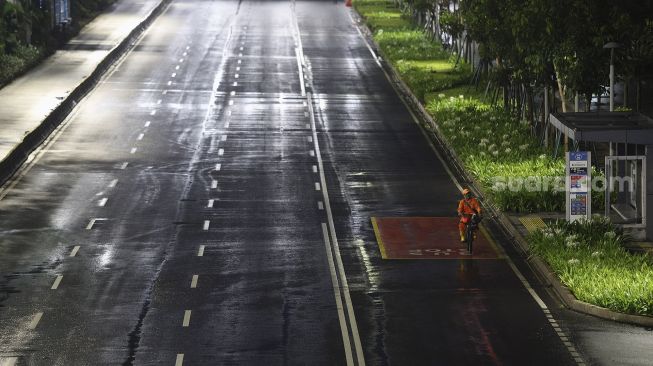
[{"left": 566, "top": 151, "right": 591, "bottom": 222}]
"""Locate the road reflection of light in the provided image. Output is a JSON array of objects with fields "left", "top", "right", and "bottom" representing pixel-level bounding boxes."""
[
  {"left": 96, "top": 244, "right": 115, "bottom": 270},
  {"left": 355, "top": 238, "right": 380, "bottom": 291}
]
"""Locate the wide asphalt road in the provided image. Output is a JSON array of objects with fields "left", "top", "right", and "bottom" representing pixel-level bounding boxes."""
[{"left": 1, "top": 0, "right": 651, "bottom": 365}]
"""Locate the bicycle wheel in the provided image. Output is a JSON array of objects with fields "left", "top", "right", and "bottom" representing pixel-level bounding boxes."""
[{"left": 466, "top": 225, "right": 473, "bottom": 254}]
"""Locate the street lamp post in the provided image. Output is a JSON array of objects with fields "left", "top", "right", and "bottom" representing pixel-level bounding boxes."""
[{"left": 603, "top": 42, "right": 621, "bottom": 112}]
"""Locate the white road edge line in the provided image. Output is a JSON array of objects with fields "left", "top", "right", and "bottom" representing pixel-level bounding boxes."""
[
  {"left": 348, "top": 11, "right": 581, "bottom": 365},
  {"left": 51, "top": 275, "right": 63, "bottom": 290}
]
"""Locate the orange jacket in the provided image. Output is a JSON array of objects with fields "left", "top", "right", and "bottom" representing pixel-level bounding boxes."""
[{"left": 458, "top": 198, "right": 481, "bottom": 216}]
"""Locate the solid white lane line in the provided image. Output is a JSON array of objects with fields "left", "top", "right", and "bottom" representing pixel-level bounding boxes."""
[
  {"left": 211, "top": 180, "right": 218, "bottom": 189},
  {"left": 318, "top": 201, "right": 324, "bottom": 210},
  {"left": 51, "top": 275, "right": 63, "bottom": 290},
  {"left": 218, "top": 149, "right": 224, "bottom": 156},
  {"left": 308, "top": 95, "right": 366, "bottom": 365},
  {"left": 312, "top": 165, "right": 318, "bottom": 173},
  {"left": 182, "top": 310, "right": 191, "bottom": 327},
  {"left": 215, "top": 163, "right": 221, "bottom": 171},
  {"left": 137, "top": 133, "right": 145, "bottom": 141},
  {"left": 221, "top": 135, "right": 227, "bottom": 141},
  {"left": 144, "top": 121, "right": 151, "bottom": 127},
  {"left": 28, "top": 312, "right": 43, "bottom": 329},
  {"left": 150, "top": 110, "right": 156, "bottom": 116},
  {"left": 197, "top": 245, "right": 205, "bottom": 256},
  {"left": 70, "top": 246, "right": 80, "bottom": 257},
  {"left": 98, "top": 198, "right": 108, "bottom": 207},
  {"left": 321, "top": 224, "right": 354, "bottom": 365},
  {"left": 1, "top": 357, "right": 17, "bottom": 366},
  {"left": 175, "top": 354, "right": 184, "bottom": 366},
  {"left": 191, "top": 275, "right": 198, "bottom": 288},
  {"left": 203, "top": 220, "right": 210, "bottom": 230},
  {"left": 208, "top": 199, "right": 214, "bottom": 208},
  {"left": 120, "top": 162, "right": 128, "bottom": 169},
  {"left": 109, "top": 179, "right": 118, "bottom": 188},
  {"left": 315, "top": 182, "right": 321, "bottom": 191},
  {"left": 130, "top": 147, "right": 137, "bottom": 154},
  {"left": 172, "top": 73, "right": 177, "bottom": 78},
  {"left": 295, "top": 47, "right": 306, "bottom": 96}
]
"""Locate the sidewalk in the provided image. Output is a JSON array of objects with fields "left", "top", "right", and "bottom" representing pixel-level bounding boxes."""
[{"left": 0, "top": 0, "right": 165, "bottom": 184}]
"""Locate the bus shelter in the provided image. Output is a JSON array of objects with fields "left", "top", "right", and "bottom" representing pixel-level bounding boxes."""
[{"left": 550, "top": 112, "right": 653, "bottom": 240}]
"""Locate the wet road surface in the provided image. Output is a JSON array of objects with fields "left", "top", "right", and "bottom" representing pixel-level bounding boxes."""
[{"left": 1, "top": 0, "right": 651, "bottom": 365}]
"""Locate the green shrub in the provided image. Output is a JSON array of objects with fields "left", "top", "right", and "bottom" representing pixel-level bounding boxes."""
[
  {"left": 0, "top": 45, "right": 44, "bottom": 86},
  {"left": 529, "top": 217, "right": 653, "bottom": 316}
]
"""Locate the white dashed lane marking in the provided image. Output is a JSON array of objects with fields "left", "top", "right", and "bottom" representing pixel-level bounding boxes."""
[
  {"left": 211, "top": 180, "right": 218, "bottom": 189},
  {"left": 137, "top": 133, "right": 145, "bottom": 141},
  {"left": 51, "top": 275, "right": 63, "bottom": 290},
  {"left": 144, "top": 121, "right": 151, "bottom": 127},
  {"left": 130, "top": 147, "right": 137, "bottom": 154},
  {"left": 203, "top": 220, "right": 210, "bottom": 231},
  {"left": 175, "top": 354, "right": 184, "bottom": 366},
  {"left": 29, "top": 312, "right": 43, "bottom": 329},
  {"left": 237, "top": 60, "right": 241, "bottom": 64},
  {"left": 175, "top": 65, "right": 180, "bottom": 70},
  {"left": 318, "top": 201, "right": 324, "bottom": 210},
  {"left": 312, "top": 165, "right": 318, "bottom": 173},
  {"left": 150, "top": 110, "right": 156, "bottom": 116},
  {"left": 221, "top": 135, "right": 227, "bottom": 141},
  {"left": 1, "top": 357, "right": 18, "bottom": 366},
  {"left": 315, "top": 183, "right": 321, "bottom": 191},
  {"left": 167, "top": 81, "right": 172, "bottom": 86},
  {"left": 310, "top": 150, "right": 315, "bottom": 157},
  {"left": 172, "top": 73, "right": 176, "bottom": 78},
  {"left": 235, "top": 74, "right": 239, "bottom": 78},
  {"left": 218, "top": 149, "right": 224, "bottom": 156},
  {"left": 191, "top": 275, "right": 199, "bottom": 288},
  {"left": 215, "top": 163, "right": 221, "bottom": 171},
  {"left": 120, "top": 162, "right": 128, "bottom": 169},
  {"left": 109, "top": 179, "right": 118, "bottom": 188},
  {"left": 182, "top": 310, "right": 192, "bottom": 327},
  {"left": 197, "top": 245, "right": 205, "bottom": 256},
  {"left": 70, "top": 246, "right": 80, "bottom": 257},
  {"left": 98, "top": 197, "right": 108, "bottom": 207},
  {"left": 208, "top": 199, "right": 214, "bottom": 208},
  {"left": 233, "top": 82, "right": 238, "bottom": 86}
]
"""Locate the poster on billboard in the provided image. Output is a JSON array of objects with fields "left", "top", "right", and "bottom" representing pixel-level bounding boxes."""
[{"left": 566, "top": 151, "right": 591, "bottom": 222}]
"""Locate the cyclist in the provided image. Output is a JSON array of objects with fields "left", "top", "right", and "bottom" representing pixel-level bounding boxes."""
[{"left": 457, "top": 188, "right": 481, "bottom": 242}]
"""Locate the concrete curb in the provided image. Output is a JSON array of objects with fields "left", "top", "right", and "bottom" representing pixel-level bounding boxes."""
[
  {"left": 0, "top": 0, "right": 172, "bottom": 188},
  {"left": 350, "top": 8, "right": 653, "bottom": 328}
]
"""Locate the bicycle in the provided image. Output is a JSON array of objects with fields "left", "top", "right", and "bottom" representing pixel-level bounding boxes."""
[{"left": 464, "top": 213, "right": 481, "bottom": 254}]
